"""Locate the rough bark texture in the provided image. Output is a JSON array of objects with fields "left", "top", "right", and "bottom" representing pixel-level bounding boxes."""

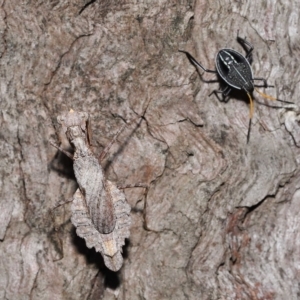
[{"left": 1, "top": 0, "right": 300, "bottom": 299}]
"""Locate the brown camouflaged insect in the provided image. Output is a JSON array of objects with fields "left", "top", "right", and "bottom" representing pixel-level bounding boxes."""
[{"left": 51, "top": 109, "right": 147, "bottom": 271}]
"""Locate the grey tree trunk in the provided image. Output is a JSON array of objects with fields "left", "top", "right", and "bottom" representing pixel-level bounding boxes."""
[{"left": 1, "top": 0, "right": 300, "bottom": 299}]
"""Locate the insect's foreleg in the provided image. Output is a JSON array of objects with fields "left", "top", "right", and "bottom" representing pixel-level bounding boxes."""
[
  {"left": 237, "top": 32, "right": 254, "bottom": 60},
  {"left": 179, "top": 50, "right": 217, "bottom": 74},
  {"left": 253, "top": 77, "right": 274, "bottom": 88},
  {"left": 50, "top": 141, "right": 74, "bottom": 160},
  {"left": 98, "top": 121, "right": 129, "bottom": 162},
  {"left": 98, "top": 112, "right": 147, "bottom": 162},
  {"left": 99, "top": 96, "right": 152, "bottom": 162}
]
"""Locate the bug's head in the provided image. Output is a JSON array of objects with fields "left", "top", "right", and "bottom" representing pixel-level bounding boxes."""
[{"left": 218, "top": 50, "right": 237, "bottom": 69}]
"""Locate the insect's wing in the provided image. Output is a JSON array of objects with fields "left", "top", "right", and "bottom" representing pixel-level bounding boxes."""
[
  {"left": 100, "top": 181, "right": 131, "bottom": 271},
  {"left": 88, "top": 179, "right": 117, "bottom": 235},
  {"left": 73, "top": 154, "right": 116, "bottom": 234},
  {"left": 104, "top": 180, "right": 131, "bottom": 248},
  {"left": 71, "top": 188, "right": 122, "bottom": 271},
  {"left": 71, "top": 181, "right": 131, "bottom": 272},
  {"left": 71, "top": 188, "right": 102, "bottom": 249}
]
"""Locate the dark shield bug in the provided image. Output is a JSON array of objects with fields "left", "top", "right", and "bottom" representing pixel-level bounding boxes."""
[{"left": 180, "top": 34, "right": 292, "bottom": 142}]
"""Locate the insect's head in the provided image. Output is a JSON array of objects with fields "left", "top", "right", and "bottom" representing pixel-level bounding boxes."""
[
  {"left": 65, "top": 125, "right": 86, "bottom": 144},
  {"left": 57, "top": 110, "right": 90, "bottom": 144},
  {"left": 218, "top": 50, "right": 237, "bottom": 69}
]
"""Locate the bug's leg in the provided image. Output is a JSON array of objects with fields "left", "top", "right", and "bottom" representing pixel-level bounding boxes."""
[
  {"left": 209, "top": 86, "right": 232, "bottom": 102},
  {"left": 99, "top": 96, "right": 152, "bottom": 162},
  {"left": 221, "top": 86, "right": 232, "bottom": 101},
  {"left": 237, "top": 31, "right": 254, "bottom": 60},
  {"left": 253, "top": 77, "right": 274, "bottom": 88},
  {"left": 54, "top": 197, "right": 74, "bottom": 209},
  {"left": 50, "top": 141, "right": 74, "bottom": 160},
  {"left": 117, "top": 183, "right": 149, "bottom": 189},
  {"left": 179, "top": 50, "right": 217, "bottom": 73},
  {"left": 98, "top": 121, "right": 130, "bottom": 162},
  {"left": 253, "top": 77, "right": 293, "bottom": 104},
  {"left": 98, "top": 112, "right": 147, "bottom": 162}
]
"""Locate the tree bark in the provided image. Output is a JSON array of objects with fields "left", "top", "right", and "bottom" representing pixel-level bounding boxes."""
[{"left": 1, "top": 0, "right": 300, "bottom": 299}]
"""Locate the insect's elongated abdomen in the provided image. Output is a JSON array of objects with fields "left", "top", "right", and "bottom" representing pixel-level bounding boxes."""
[
  {"left": 54, "top": 110, "right": 135, "bottom": 271},
  {"left": 73, "top": 154, "right": 116, "bottom": 234}
]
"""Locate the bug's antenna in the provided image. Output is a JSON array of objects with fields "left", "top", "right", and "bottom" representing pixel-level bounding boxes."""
[
  {"left": 254, "top": 88, "right": 293, "bottom": 104},
  {"left": 255, "top": 88, "right": 277, "bottom": 101},
  {"left": 247, "top": 92, "right": 254, "bottom": 119},
  {"left": 246, "top": 89, "right": 293, "bottom": 142}
]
